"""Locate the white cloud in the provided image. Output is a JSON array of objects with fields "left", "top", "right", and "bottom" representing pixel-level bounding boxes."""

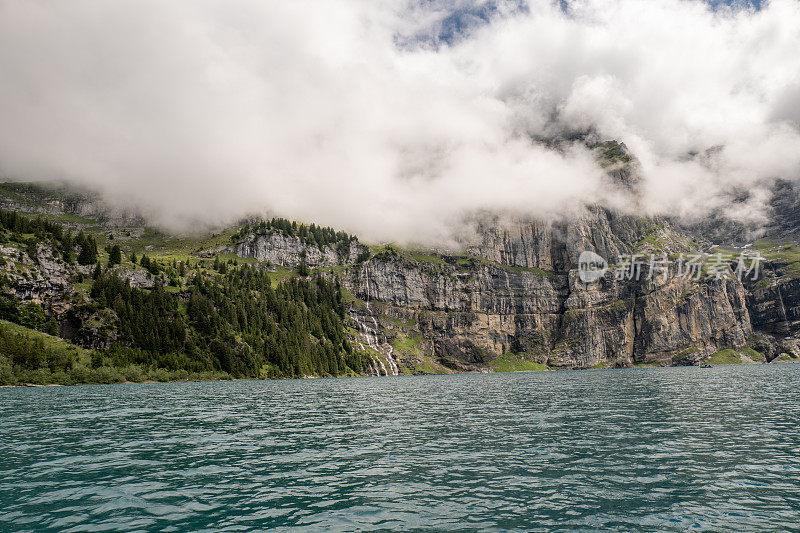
[{"left": 0, "top": 0, "right": 798, "bottom": 244}]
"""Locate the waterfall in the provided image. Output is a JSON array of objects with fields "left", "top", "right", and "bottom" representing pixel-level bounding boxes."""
[
  {"left": 350, "top": 311, "right": 399, "bottom": 376},
  {"left": 355, "top": 339, "right": 382, "bottom": 376}
]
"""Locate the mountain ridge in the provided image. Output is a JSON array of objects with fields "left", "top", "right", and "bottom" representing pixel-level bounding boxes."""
[{"left": 1, "top": 174, "right": 800, "bottom": 385}]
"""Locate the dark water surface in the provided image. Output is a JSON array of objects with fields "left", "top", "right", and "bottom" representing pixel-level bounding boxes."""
[{"left": 2, "top": 365, "right": 799, "bottom": 531}]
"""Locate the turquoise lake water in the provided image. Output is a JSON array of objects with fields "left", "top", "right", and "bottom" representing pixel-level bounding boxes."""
[{"left": 1, "top": 365, "right": 799, "bottom": 531}]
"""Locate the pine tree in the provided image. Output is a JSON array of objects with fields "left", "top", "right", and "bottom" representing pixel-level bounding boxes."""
[
  {"left": 77, "top": 238, "right": 97, "bottom": 265},
  {"left": 108, "top": 244, "right": 122, "bottom": 266},
  {"left": 297, "top": 258, "right": 309, "bottom": 277}
]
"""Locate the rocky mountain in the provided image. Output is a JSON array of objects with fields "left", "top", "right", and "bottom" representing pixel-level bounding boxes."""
[
  {"left": 2, "top": 158, "right": 800, "bottom": 383},
  {"left": 0, "top": 182, "right": 145, "bottom": 227},
  {"left": 225, "top": 207, "right": 771, "bottom": 373}
]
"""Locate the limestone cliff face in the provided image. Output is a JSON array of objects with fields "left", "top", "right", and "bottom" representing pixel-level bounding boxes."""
[
  {"left": 345, "top": 254, "right": 567, "bottom": 369},
  {"left": 234, "top": 233, "right": 365, "bottom": 268},
  {"left": 739, "top": 256, "right": 800, "bottom": 359},
  {"left": 465, "top": 207, "right": 642, "bottom": 271},
  {"left": 328, "top": 207, "right": 754, "bottom": 372},
  {"left": 219, "top": 205, "right": 759, "bottom": 373},
  {"left": 556, "top": 272, "right": 750, "bottom": 367},
  {"left": 0, "top": 243, "right": 74, "bottom": 314},
  {"left": 339, "top": 250, "right": 751, "bottom": 372},
  {"left": 466, "top": 206, "right": 692, "bottom": 271}
]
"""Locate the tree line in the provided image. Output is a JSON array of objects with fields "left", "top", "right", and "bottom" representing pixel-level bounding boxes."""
[
  {"left": 235, "top": 217, "right": 357, "bottom": 252},
  {"left": 89, "top": 266, "right": 370, "bottom": 378},
  {"left": 0, "top": 209, "right": 372, "bottom": 383}
]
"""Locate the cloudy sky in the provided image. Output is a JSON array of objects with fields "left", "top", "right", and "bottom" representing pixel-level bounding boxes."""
[{"left": 1, "top": 0, "right": 799, "bottom": 244}]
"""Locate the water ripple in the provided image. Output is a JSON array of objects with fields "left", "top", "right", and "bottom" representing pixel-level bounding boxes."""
[{"left": 1, "top": 365, "right": 800, "bottom": 531}]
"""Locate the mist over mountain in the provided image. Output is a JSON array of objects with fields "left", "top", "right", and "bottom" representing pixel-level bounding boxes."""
[{"left": 1, "top": 0, "right": 799, "bottom": 244}]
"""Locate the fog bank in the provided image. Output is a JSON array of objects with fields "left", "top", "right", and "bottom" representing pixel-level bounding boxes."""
[{"left": 1, "top": 0, "right": 799, "bottom": 244}]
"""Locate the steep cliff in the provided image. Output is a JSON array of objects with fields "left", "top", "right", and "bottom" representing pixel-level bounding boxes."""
[
  {"left": 2, "top": 178, "right": 798, "bottom": 379},
  {"left": 225, "top": 206, "right": 758, "bottom": 373},
  {"left": 233, "top": 232, "right": 365, "bottom": 268},
  {"left": 347, "top": 217, "right": 751, "bottom": 371}
]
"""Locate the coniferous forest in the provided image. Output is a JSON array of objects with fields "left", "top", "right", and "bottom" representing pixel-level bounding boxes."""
[
  {"left": 90, "top": 268, "right": 366, "bottom": 378},
  {"left": 0, "top": 208, "right": 372, "bottom": 385}
]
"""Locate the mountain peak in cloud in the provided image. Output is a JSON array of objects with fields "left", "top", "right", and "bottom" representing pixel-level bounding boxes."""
[{"left": 0, "top": 0, "right": 798, "bottom": 244}]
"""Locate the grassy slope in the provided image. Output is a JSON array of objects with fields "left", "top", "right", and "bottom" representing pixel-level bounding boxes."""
[
  {"left": 0, "top": 186, "right": 297, "bottom": 384},
  {"left": 489, "top": 353, "right": 548, "bottom": 372},
  {"left": 1, "top": 319, "right": 93, "bottom": 361},
  {"left": 700, "top": 347, "right": 766, "bottom": 366},
  {"left": 751, "top": 239, "right": 800, "bottom": 279},
  {"left": 0, "top": 320, "right": 232, "bottom": 386}
]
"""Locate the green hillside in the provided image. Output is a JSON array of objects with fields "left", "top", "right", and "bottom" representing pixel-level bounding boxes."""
[{"left": 0, "top": 188, "right": 374, "bottom": 385}]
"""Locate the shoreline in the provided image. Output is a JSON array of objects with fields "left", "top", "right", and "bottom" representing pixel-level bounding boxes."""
[{"left": 2, "top": 360, "right": 794, "bottom": 388}]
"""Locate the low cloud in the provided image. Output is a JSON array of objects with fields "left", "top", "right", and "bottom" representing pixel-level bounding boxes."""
[{"left": 0, "top": 0, "right": 799, "bottom": 245}]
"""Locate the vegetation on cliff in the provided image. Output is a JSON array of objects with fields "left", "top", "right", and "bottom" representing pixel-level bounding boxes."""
[
  {"left": 236, "top": 217, "right": 357, "bottom": 252},
  {"left": 0, "top": 209, "right": 372, "bottom": 385},
  {"left": 3, "top": 180, "right": 799, "bottom": 384}
]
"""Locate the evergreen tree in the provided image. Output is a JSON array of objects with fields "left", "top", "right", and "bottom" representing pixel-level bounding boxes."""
[
  {"left": 0, "top": 209, "right": 373, "bottom": 381},
  {"left": 108, "top": 244, "right": 122, "bottom": 266},
  {"left": 297, "top": 258, "right": 309, "bottom": 277},
  {"left": 26, "top": 240, "right": 38, "bottom": 262},
  {"left": 77, "top": 236, "right": 97, "bottom": 265}
]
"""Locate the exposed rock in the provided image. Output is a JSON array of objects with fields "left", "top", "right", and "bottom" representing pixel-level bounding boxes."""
[
  {"left": 0, "top": 243, "right": 74, "bottom": 315},
  {"left": 232, "top": 232, "right": 365, "bottom": 268},
  {"left": 323, "top": 205, "right": 758, "bottom": 373},
  {"left": 67, "top": 307, "right": 120, "bottom": 350},
  {"left": 0, "top": 183, "right": 145, "bottom": 228},
  {"left": 0, "top": 178, "right": 791, "bottom": 374},
  {"left": 339, "top": 230, "right": 752, "bottom": 371},
  {"left": 115, "top": 266, "right": 156, "bottom": 289}
]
